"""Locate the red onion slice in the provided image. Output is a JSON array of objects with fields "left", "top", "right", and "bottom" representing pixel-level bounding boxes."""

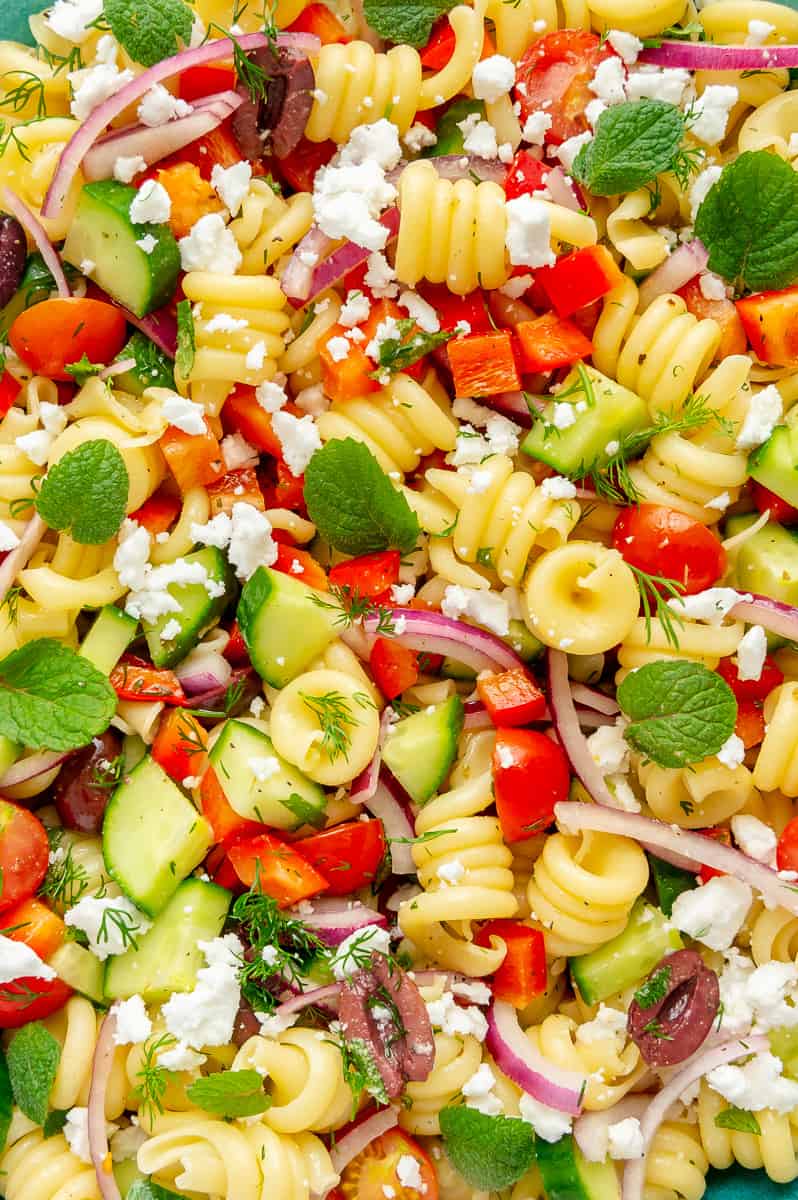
[
  {"left": 42, "top": 32, "right": 320, "bottom": 219},
  {"left": 475, "top": 390, "right": 537, "bottom": 428},
  {"left": 362, "top": 608, "right": 523, "bottom": 673},
  {"left": 329, "top": 1106, "right": 399, "bottom": 1175},
  {"left": 88, "top": 1011, "right": 121, "bottom": 1200},
  {"left": 0, "top": 514, "right": 46, "bottom": 605},
  {"left": 175, "top": 647, "right": 232, "bottom": 695},
  {"left": 640, "top": 42, "right": 798, "bottom": 70},
  {"left": 296, "top": 898, "right": 387, "bottom": 945},
  {"left": 731, "top": 593, "right": 798, "bottom": 642},
  {"left": 2, "top": 188, "right": 70, "bottom": 298},
  {"left": 349, "top": 707, "right": 393, "bottom": 806},
  {"left": 637, "top": 240, "right": 709, "bottom": 311},
  {"left": 281, "top": 225, "right": 338, "bottom": 304},
  {"left": 569, "top": 683, "right": 619, "bottom": 716},
  {"left": 100, "top": 358, "right": 136, "bottom": 380},
  {"left": 284, "top": 208, "right": 401, "bottom": 306},
  {"left": 621, "top": 1035, "right": 769, "bottom": 1200},
  {"left": 366, "top": 779, "right": 415, "bottom": 874},
  {"left": 83, "top": 91, "right": 243, "bottom": 181},
  {"left": 487, "top": 999, "right": 587, "bottom": 1114},
  {"left": 555, "top": 800, "right": 798, "bottom": 916},
  {"left": 549, "top": 650, "right": 620, "bottom": 808},
  {"left": 543, "top": 165, "right": 582, "bottom": 213},
  {"left": 274, "top": 982, "right": 342, "bottom": 1018},
  {"left": 0, "top": 749, "right": 72, "bottom": 789}
]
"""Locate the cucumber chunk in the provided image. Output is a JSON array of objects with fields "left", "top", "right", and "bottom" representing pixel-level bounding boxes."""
[
  {"left": 770, "top": 1027, "right": 798, "bottom": 1080},
  {"left": 49, "top": 941, "right": 105, "bottom": 1004},
  {"left": 104, "top": 877, "right": 230, "bottom": 1002},
  {"left": 80, "top": 605, "right": 138, "bottom": 674},
  {"left": 733, "top": 519, "right": 798, "bottom": 608},
  {"left": 237, "top": 567, "right": 341, "bottom": 688},
  {"left": 648, "top": 853, "right": 695, "bottom": 918},
  {"left": 749, "top": 410, "right": 798, "bottom": 508},
  {"left": 536, "top": 1135, "right": 620, "bottom": 1200},
  {"left": 522, "top": 366, "right": 649, "bottom": 475},
  {"left": 570, "top": 900, "right": 683, "bottom": 1006},
  {"left": 210, "top": 719, "right": 327, "bottom": 830},
  {"left": 114, "top": 332, "right": 175, "bottom": 396},
  {"left": 382, "top": 696, "right": 464, "bottom": 804},
  {"left": 62, "top": 181, "right": 180, "bottom": 317},
  {"left": 143, "top": 547, "right": 235, "bottom": 669},
  {"left": 103, "top": 755, "right": 213, "bottom": 916}
]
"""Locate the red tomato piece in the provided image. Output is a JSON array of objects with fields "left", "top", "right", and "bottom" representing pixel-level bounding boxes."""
[
  {"left": 370, "top": 638, "right": 420, "bottom": 700},
  {"left": 295, "top": 819, "right": 386, "bottom": 895},
  {"left": 515, "top": 31, "right": 615, "bottom": 144},
  {"left": 2, "top": 897, "right": 65, "bottom": 960},
  {"left": 751, "top": 481, "right": 798, "bottom": 524},
  {"left": 277, "top": 136, "right": 337, "bottom": 194},
  {"left": 0, "top": 371, "right": 21, "bottom": 417},
  {"left": 223, "top": 621, "right": 250, "bottom": 667},
  {"left": 0, "top": 977, "right": 72, "bottom": 1028},
  {"left": 227, "top": 833, "right": 329, "bottom": 906},
  {"left": 418, "top": 283, "right": 493, "bottom": 334},
  {"left": 286, "top": 2, "right": 349, "bottom": 43},
  {"left": 777, "top": 814, "right": 798, "bottom": 873},
  {"left": 504, "top": 150, "right": 550, "bottom": 201},
  {"left": 735, "top": 699, "right": 765, "bottom": 750},
  {"left": 130, "top": 488, "right": 182, "bottom": 536},
  {"left": 698, "top": 826, "right": 732, "bottom": 883},
  {"left": 329, "top": 551, "right": 401, "bottom": 599},
  {"left": 340, "top": 1128, "right": 438, "bottom": 1200},
  {"left": 160, "top": 420, "right": 225, "bottom": 492},
  {"left": 110, "top": 658, "right": 187, "bottom": 705},
  {"left": 0, "top": 803, "right": 49, "bottom": 913},
  {"left": 492, "top": 729, "right": 570, "bottom": 842},
  {"left": 678, "top": 278, "right": 747, "bottom": 361},
  {"left": 261, "top": 459, "right": 307, "bottom": 513},
  {"left": 207, "top": 466, "right": 266, "bottom": 516},
  {"left": 178, "top": 64, "right": 237, "bottom": 102},
  {"left": 9, "top": 298, "right": 127, "bottom": 381},
  {"left": 612, "top": 504, "right": 726, "bottom": 595},
  {"left": 717, "top": 655, "right": 783, "bottom": 703},
  {"left": 152, "top": 708, "right": 209, "bottom": 786},
  {"left": 736, "top": 286, "right": 798, "bottom": 366},
  {"left": 536, "top": 246, "right": 625, "bottom": 318},
  {"left": 272, "top": 543, "right": 329, "bottom": 591},
  {"left": 476, "top": 667, "right": 546, "bottom": 727},
  {"left": 223, "top": 386, "right": 289, "bottom": 456},
  {"left": 476, "top": 920, "right": 547, "bottom": 1008}
]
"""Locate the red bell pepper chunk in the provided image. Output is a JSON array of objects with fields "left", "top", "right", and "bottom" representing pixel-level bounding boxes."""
[
  {"left": 261, "top": 459, "right": 307, "bottom": 513},
  {"left": 199, "top": 767, "right": 265, "bottom": 846},
  {"left": 516, "top": 313, "right": 593, "bottom": 373},
  {"left": 420, "top": 16, "right": 495, "bottom": 69},
  {"left": 178, "top": 64, "right": 237, "bottom": 102},
  {"left": 476, "top": 920, "right": 547, "bottom": 1008},
  {"left": 224, "top": 621, "right": 250, "bottom": 667},
  {"left": 734, "top": 699, "right": 765, "bottom": 750},
  {"left": 717, "top": 655, "right": 783, "bottom": 704},
  {"left": 286, "top": 2, "right": 349, "bottom": 43},
  {"left": 277, "top": 136, "right": 337, "bottom": 194},
  {"left": 448, "top": 331, "right": 521, "bottom": 398},
  {"left": 777, "top": 814, "right": 798, "bottom": 874},
  {"left": 698, "top": 827, "right": 732, "bottom": 883},
  {"left": 736, "top": 286, "right": 798, "bottom": 366},
  {"left": 329, "top": 550, "right": 401, "bottom": 599},
  {"left": 492, "top": 729, "right": 570, "bottom": 842},
  {"left": 418, "top": 283, "right": 493, "bottom": 334},
  {"left": 160, "top": 420, "right": 225, "bottom": 491},
  {"left": 370, "top": 638, "right": 420, "bottom": 700},
  {"left": 223, "top": 386, "right": 285, "bottom": 457},
  {"left": 751, "top": 481, "right": 798, "bottom": 524},
  {"left": 0, "top": 371, "right": 21, "bottom": 417},
  {"left": 476, "top": 667, "right": 546, "bottom": 727},
  {"left": 294, "top": 818, "right": 386, "bottom": 895},
  {"left": 272, "top": 543, "right": 329, "bottom": 591},
  {"left": 151, "top": 708, "right": 209, "bottom": 786},
  {"left": 227, "top": 832, "right": 330, "bottom": 906},
  {"left": 110, "top": 657, "right": 186, "bottom": 705},
  {"left": 130, "top": 488, "right": 182, "bottom": 536},
  {"left": 536, "top": 246, "right": 625, "bottom": 318},
  {"left": 504, "top": 151, "right": 550, "bottom": 201}
]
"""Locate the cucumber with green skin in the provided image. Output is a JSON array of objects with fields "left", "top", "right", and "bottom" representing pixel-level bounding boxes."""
[
  {"left": 648, "top": 853, "right": 695, "bottom": 918},
  {"left": 382, "top": 695, "right": 464, "bottom": 804},
  {"left": 536, "top": 1135, "right": 621, "bottom": 1200},
  {"left": 49, "top": 941, "right": 105, "bottom": 1004},
  {"left": 79, "top": 605, "right": 138, "bottom": 675},
  {"left": 209, "top": 719, "right": 327, "bottom": 831},
  {"left": 570, "top": 899, "right": 683, "bottom": 1006},
  {"left": 422, "top": 98, "right": 485, "bottom": 157},
  {"left": 143, "top": 547, "right": 235, "bottom": 670},
  {"left": 114, "top": 331, "right": 175, "bottom": 395},
  {"left": 237, "top": 566, "right": 341, "bottom": 688}
]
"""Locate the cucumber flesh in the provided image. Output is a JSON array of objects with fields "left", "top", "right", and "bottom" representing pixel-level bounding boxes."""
[
  {"left": 62, "top": 181, "right": 180, "bottom": 317},
  {"left": 104, "top": 877, "right": 230, "bottom": 1002},
  {"left": 769, "top": 1027, "right": 798, "bottom": 1080},
  {"left": 143, "top": 547, "right": 235, "bottom": 669},
  {"left": 749, "top": 415, "right": 798, "bottom": 508},
  {"left": 648, "top": 854, "right": 695, "bottom": 918},
  {"left": 733, "top": 520, "right": 798, "bottom": 609},
  {"left": 536, "top": 1135, "right": 620, "bottom": 1200},
  {"left": 382, "top": 696, "right": 464, "bottom": 804},
  {"left": 570, "top": 900, "right": 683, "bottom": 1006},
  {"left": 80, "top": 605, "right": 138, "bottom": 674},
  {"left": 49, "top": 941, "right": 105, "bottom": 1004},
  {"left": 210, "top": 719, "right": 327, "bottom": 830},
  {"left": 237, "top": 566, "right": 341, "bottom": 688},
  {"left": 103, "top": 755, "right": 213, "bottom": 916}
]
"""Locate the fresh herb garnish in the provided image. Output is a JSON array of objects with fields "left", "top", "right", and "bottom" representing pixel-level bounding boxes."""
[
  {"left": 117, "top": 331, "right": 175, "bottom": 391},
  {"left": 7, "top": 1023, "right": 61, "bottom": 1125},
  {"left": 103, "top": 0, "right": 194, "bottom": 67},
  {"left": 42, "top": 1107, "right": 68, "bottom": 1138},
  {"left": 629, "top": 565, "right": 686, "bottom": 650},
  {"left": 97, "top": 904, "right": 144, "bottom": 952},
  {"left": 634, "top": 965, "right": 672, "bottom": 1009},
  {"left": 133, "top": 1033, "right": 177, "bottom": 1124},
  {"left": 175, "top": 299, "right": 196, "bottom": 379},
  {"left": 229, "top": 884, "right": 327, "bottom": 1014},
  {"left": 439, "top": 1107, "right": 536, "bottom": 1190},
  {"left": 186, "top": 1070, "right": 271, "bottom": 1118},
  {"left": 0, "top": 585, "right": 21, "bottom": 628},
  {"left": 362, "top": 0, "right": 458, "bottom": 47},
  {"left": 64, "top": 353, "right": 104, "bottom": 386},
  {"left": 617, "top": 659, "right": 738, "bottom": 768},
  {"left": 715, "top": 1106, "right": 762, "bottom": 1135},
  {"left": 371, "top": 319, "right": 454, "bottom": 379},
  {"left": 300, "top": 690, "right": 367, "bottom": 762},
  {"left": 310, "top": 584, "right": 397, "bottom": 637},
  {"left": 0, "top": 71, "right": 46, "bottom": 118},
  {"left": 641, "top": 1018, "right": 674, "bottom": 1040},
  {"left": 35, "top": 439, "right": 129, "bottom": 545},
  {"left": 572, "top": 99, "right": 686, "bottom": 196},
  {"left": 39, "top": 832, "right": 90, "bottom": 908},
  {"left": 327, "top": 1031, "right": 389, "bottom": 1115}
]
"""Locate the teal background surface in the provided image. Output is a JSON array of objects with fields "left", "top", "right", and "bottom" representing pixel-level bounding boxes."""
[{"left": 0, "top": 0, "right": 41, "bottom": 45}]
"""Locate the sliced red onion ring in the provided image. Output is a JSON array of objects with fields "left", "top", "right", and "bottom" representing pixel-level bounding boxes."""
[
  {"left": 731, "top": 593, "right": 798, "bottom": 642},
  {"left": 350, "top": 707, "right": 393, "bottom": 805},
  {"left": 93, "top": 285, "right": 177, "bottom": 357},
  {"left": 549, "top": 650, "right": 620, "bottom": 808},
  {"left": 575, "top": 1095, "right": 650, "bottom": 1164},
  {"left": 640, "top": 41, "right": 798, "bottom": 70},
  {"left": 464, "top": 696, "right": 612, "bottom": 732},
  {"left": 543, "top": 165, "right": 582, "bottom": 213},
  {"left": 2, "top": 188, "right": 70, "bottom": 298},
  {"left": 178, "top": 666, "right": 256, "bottom": 713},
  {"left": 88, "top": 1011, "right": 121, "bottom": 1200},
  {"left": 83, "top": 91, "right": 243, "bottom": 181},
  {"left": 42, "top": 32, "right": 320, "bottom": 219},
  {"left": 281, "top": 225, "right": 338, "bottom": 304},
  {"left": 386, "top": 155, "right": 507, "bottom": 187},
  {"left": 463, "top": 702, "right": 494, "bottom": 731},
  {"left": 366, "top": 779, "right": 415, "bottom": 874},
  {"left": 329, "top": 1106, "right": 399, "bottom": 1175},
  {"left": 476, "top": 389, "right": 537, "bottom": 428},
  {"left": 100, "top": 358, "right": 136, "bottom": 380},
  {"left": 555, "top": 800, "right": 798, "bottom": 916},
  {"left": 284, "top": 208, "right": 401, "bottom": 306},
  {"left": 297, "top": 898, "right": 387, "bottom": 945},
  {"left": 175, "top": 647, "right": 232, "bottom": 696},
  {"left": 274, "top": 982, "right": 342, "bottom": 1018},
  {"left": 0, "top": 749, "right": 72, "bottom": 789},
  {"left": 621, "top": 1035, "right": 769, "bottom": 1200},
  {"left": 362, "top": 608, "right": 523, "bottom": 673},
  {"left": 637, "top": 240, "right": 709, "bottom": 311},
  {"left": 569, "top": 683, "right": 619, "bottom": 716},
  {"left": 0, "top": 514, "right": 46, "bottom": 605},
  {"left": 487, "top": 999, "right": 587, "bottom": 1114}
]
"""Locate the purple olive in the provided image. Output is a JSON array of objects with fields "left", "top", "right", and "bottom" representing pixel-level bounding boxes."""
[
  {"left": 628, "top": 949, "right": 719, "bottom": 1067},
  {"left": 53, "top": 730, "right": 123, "bottom": 833},
  {"left": 232, "top": 1001, "right": 262, "bottom": 1046},
  {"left": 232, "top": 48, "right": 313, "bottom": 162},
  {"left": 0, "top": 215, "right": 26, "bottom": 310}
]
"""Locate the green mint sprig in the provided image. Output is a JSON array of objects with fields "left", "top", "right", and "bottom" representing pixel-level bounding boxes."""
[
  {"left": 186, "top": 1070, "right": 271, "bottom": 1118},
  {"left": 617, "top": 660, "right": 737, "bottom": 769},
  {"left": 116, "top": 332, "right": 175, "bottom": 391},
  {"left": 362, "top": 0, "right": 458, "bottom": 47},
  {"left": 714, "top": 1106, "right": 761, "bottom": 1135},
  {"left": 64, "top": 354, "right": 104, "bottom": 386},
  {"left": 7, "top": 1023, "right": 61, "bottom": 1125},
  {"left": 103, "top": 0, "right": 194, "bottom": 67},
  {"left": 439, "top": 1107, "right": 536, "bottom": 1191},
  {"left": 35, "top": 438, "right": 129, "bottom": 546},
  {"left": 372, "top": 319, "right": 454, "bottom": 379},
  {"left": 572, "top": 99, "right": 685, "bottom": 196}
]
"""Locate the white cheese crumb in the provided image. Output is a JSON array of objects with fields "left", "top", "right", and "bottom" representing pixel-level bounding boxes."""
[
  {"left": 211, "top": 161, "right": 252, "bottom": 217},
  {"left": 736, "top": 624, "right": 767, "bottom": 682},
  {"left": 129, "top": 180, "right": 171, "bottom": 226},
  {"left": 472, "top": 55, "right": 516, "bottom": 103},
  {"left": 671, "top": 876, "right": 752, "bottom": 951}
]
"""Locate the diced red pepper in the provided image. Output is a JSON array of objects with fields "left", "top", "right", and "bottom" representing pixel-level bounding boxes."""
[
  {"left": 222, "top": 386, "right": 285, "bottom": 457},
  {"left": 152, "top": 708, "right": 209, "bottom": 786},
  {"left": 294, "top": 819, "right": 386, "bottom": 895},
  {"left": 272, "top": 543, "right": 329, "bottom": 591},
  {"left": 261, "top": 459, "right": 307, "bottom": 513},
  {"left": 492, "top": 729, "right": 571, "bottom": 842},
  {"left": 419, "top": 17, "right": 494, "bottom": 69},
  {"left": 736, "top": 286, "right": 798, "bottom": 366},
  {"left": 717, "top": 655, "right": 783, "bottom": 704},
  {"left": 476, "top": 920, "right": 547, "bottom": 1008},
  {"left": 735, "top": 699, "right": 765, "bottom": 750},
  {"left": 751, "top": 481, "right": 798, "bottom": 524},
  {"left": 536, "top": 246, "right": 625, "bottom": 318},
  {"left": 0, "top": 978, "right": 72, "bottom": 1028},
  {"left": 370, "top": 638, "right": 420, "bottom": 700},
  {"left": 178, "top": 64, "right": 238, "bottom": 102},
  {"left": 698, "top": 827, "right": 732, "bottom": 883},
  {"left": 199, "top": 766, "right": 266, "bottom": 846},
  {"left": 110, "top": 657, "right": 186, "bottom": 705},
  {"left": 504, "top": 151, "right": 550, "bottom": 201},
  {"left": 0, "top": 371, "right": 21, "bottom": 417},
  {"left": 277, "top": 136, "right": 337, "bottom": 194},
  {"left": 160, "top": 420, "right": 225, "bottom": 491},
  {"left": 476, "top": 667, "right": 546, "bottom": 727},
  {"left": 224, "top": 621, "right": 250, "bottom": 667},
  {"left": 130, "top": 488, "right": 181, "bottom": 536},
  {"left": 329, "top": 550, "right": 401, "bottom": 599},
  {"left": 227, "top": 832, "right": 330, "bottom": 906},
  {"left": 207, "top": 466, "right": 266, "bottom": 516},
  {"left": 286, "top": 2, "right": 349, "bottom": 43},
  {"left": 418, "top": 283, "right": 493, "bottom": 335},
  {"left": 516, "top": 313, "right": 593, "bottom": 373},
  {"left": 448, "top": 331, "right": 521, "bottom": 398}
]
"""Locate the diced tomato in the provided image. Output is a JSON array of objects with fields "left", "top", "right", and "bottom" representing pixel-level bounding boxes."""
[
  {"left": 2, "top": 897, "right": 65, "bottom": 960},
  {"left": 536, "top": 246, "right": 625, "bottom": 318},
  {"left": 516, "top": 313, "right": 593, "bottom": 373},
  {"left": 152, "top": 708, "right": 209, "bottom": 786},
  {"left": 698, "top": 826, "right": 732, "bottom": 883},
  {"left": 277, "top": 136, "right": 337, "bottom": 194},
  {"left": 735, "top": 699, "right": 765, "bottom": 750},
  {"left": 476, "top": 667, "right": 546, "bottom": 727},
  {"left": 717, "top": 654, "right": 783, "bottom": 704},
  {"left": 178, "top": 64, "right": 237, "bottom": 102},
  {"left": 492, "top": 729, "right": 570, "bottom": 842},
  {"left": 329, "top": 551, "right": 401, "bottom": 599},
  {"left": 777, "top": 814, "right": 798, "bottom": 874},
  {"left": 515, "top": 31, "right": 615, "bottom": 145},
  {"left": 370, "top": 638, "right": 420, "bottom": 700},
  {"left": 205, "top": 843, "right": 244, "bottom": 892},
  {"left": 160, "top": 420, "right": 225, "bottom": 491},
  {"left": 612, "top": 504, "right": 726, "bottom": 595},
  {"left": 448, "top": 330, "right": 521, "bottom": 398},
  {"left": 207, "top": 466, "right": 265, "bottom": 516},
  {"left": 0, "top": 803, "right": 49, "bottom": 913},
  {"left": 163, "top": 119, "right": 242, "bottom": 181},
  {"left": 418, "top": 283, "right": 493, "bottom": 335},
  {"left": 223, "top": 621, "right": 250, "bottom": 667},
  {"left": 340, "top": 1128, "right": 437, "bottom": 1200},
  {"left": 286, "top": 2, "right": 349, "bottom": 43},
  {"left": 199, "top": 766, "right": 265, "bottom": 846},
  {"left": 295, "top": 819, "right": 386, "bottom": 895},
  {"left": 0, "top": 977, "right": 72, "bottom": 1028},
  {"left": 227, "top": 832, "right": 329, "bottom": 906},
  {"left": 504, "top": 150, "right": 550, "bottom": 201},
  {"left": 130, "top": 488, "right": 181, "bottom": 536},
  {"left": 110, "top": 657, "right": 187, "bottom": 705},
  {"left": 736, "top": 286, "right": 798, "bottom": 366},
  {"left": 261, "top": 459, "right": 307, "bottom": 513},
  {"left": 678, "top": 278, "right": 747, "bottom": 360},
  {"left": 475, "top": 920, "right": 547, "bottom": 1008},
  {"left": 272, "top": 543, "right": 329, "bottom": 591},
  {"left": 0, "top": 371, "right": 21, "bottom": 417},
  {"left": 751, "top": 481, "right": 798, "bottom": 524},
  {"left": 223, "top": 386, "right": 290, "bottom": 456},
  {"left": 9, "top": 298, "right": 127, "bottom": 381}
]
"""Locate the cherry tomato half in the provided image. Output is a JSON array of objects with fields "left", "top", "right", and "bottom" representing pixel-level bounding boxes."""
[
  {"left": 612, "top": 504, "right": 726, "bottom": 595},
  {"left": 717, "top": 654, "right": 783, "bottom": 703},
  {"left": 0, "top": 801, "right": 49, "bottom": 913},
  {"left": 515, "top": 32, "right": 615, "bottom": 144},
  {"left": 492, "top": 729, "right": 571, "bottom": 842},
  {"left": 9, "top": 298, "right": 127, "bottom": 381},
  {"left": 295, "top": 819, "right": 387, "bottom": 895},
  {"left": 0, "top": 977, "right": 72, "bottom": 1029},
  {"left": 340, "top": 1127, "right": 438, "bottom": 1200},
  {"left": 777, "top": 814, "right": 798, "bottom": 874}
]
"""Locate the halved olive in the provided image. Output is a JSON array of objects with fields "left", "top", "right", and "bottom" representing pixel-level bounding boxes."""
[
  {"left": 0, "top": 215, "right": 26, "bottom": 311},
  {"left": 627, "top": 949, "right": 719, "bottom": 1067}
]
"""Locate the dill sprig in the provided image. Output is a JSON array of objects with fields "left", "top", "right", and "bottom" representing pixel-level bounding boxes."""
[
  {"left": 0, "top": 585, "right": 21, "bottom": 628},
  {"left": 90, "top": 753, "right": 125, "bottom": 790},
  {"left": 189, "top": 676, "right": 248, "bottom": 720},
  {"left": 300, "top": 690, "right": 374, "bottom": 762},
  {"left": 629, "top": 565, "right": 686, "bottom": 650},
  {"left": 229, "top": 883, "right": 327, "bottom": 1014},
  {"left": 39, "top": 832, "right": 90, "bottom": 909},
  {"left": 38, "top": 44, "right": 85, "bottom": 74},
  {"left": 641, "top": 20, "right": 705, "bottom": 46},
  {"left": 206, "top": 1, "right": 277, "bottom": 105},
  {"left": 97, "top": 904, "right": 143, "bottom": 952},
  {"left": 326, "top": 1029, "right": 389, "bottom": 1115},
  {"left": 311, "top": 584, "right": 397, "bottom": 637},
  {"left": 0, "top": 72, "right": 46, "bottom": 118},
  {"left": 0, "top": 121, "right": 35, "bottom": 162},
  {"left": 9, "top": 496, "right": 35, "bottom": 519},
  {"left": 133, "top": 1033, "right": 177, "bottom": 1124}
]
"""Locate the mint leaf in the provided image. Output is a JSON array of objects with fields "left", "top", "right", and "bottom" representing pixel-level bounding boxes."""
[
  {"left": 617, "top": 660, "right": 737, "bottom": 769},
  {"left": 439, "top": 1107, "right": 536, "bottom": 1190},
  {"left": 374, "top": 321, "right": 454, "bottom": 378},
  {"left": 694, "top": 150, "right": 798, "bottom": 291},
  {"left": 186, "top": 1070, "right": 271, "bottom": 1118},
  {"left": 362, "top": 0, "right": 458, "bottom": 46},
  {"left": 715, "top": 1106, "right": 761, "bottom": 1135},
  {"left": 128, "top": 1182, "right": 188, "bottom": 1200},
  {"left": 64, "top": 353, "right": 104, "bottom": 386},
  {"left": 633, "top": 965, "right": 671, "bottom": 1010},
  {"left": 35, "top": 439, "right": 129, "bottom": 545},
  {"left": 43, "top": 1108, "right": 68, "bottom": 1138},
  {"left": 0, "top": 638, "right": 117, "bottom": 752},
  {"left": 176, "top": 299, "right": 195, "bottom": 379},
  {"left": 7, "top": 1023, "right": 61, "bottom": 1125},
  {"left": 0, "top": 1048, "right": 12, "bottom": 1152},
  {"left": 304, "top": 438, "right": 420, "bottom": 555},
  {"left": 116, "top": 332, "right": 175, "bottom": 389},
  {"left": 104, "top": 0, "right": 194, "bottom": 67},
  {"left": 572, "top": 99, "right": 684, "bottom": 196}
]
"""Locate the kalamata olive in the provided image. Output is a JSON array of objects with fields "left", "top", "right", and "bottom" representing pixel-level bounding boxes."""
[
  {"left": 232, "top": 48, "right": 313, "bottom": 162},
  {"left": 0, "top": 215, "right": 27, "bottom": 311},
  {"left": 53, "top": 729, "right": 123, "bottom": 833},
  {"left": 232, "top": 1001, "right": 262, "bottom": 1046},
  {"left": 627, "top": 949, "right": 719, "bottom": 1067}
]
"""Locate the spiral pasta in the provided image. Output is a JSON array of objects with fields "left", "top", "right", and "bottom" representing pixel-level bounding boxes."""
[
  {"left": 697, "top": 1080, "right": 798, "bottom": 1183},
  {"left": 638, "top": 758, "right": 757, "bottom": 828},
  {"left": 616, "top": 612, "right": 745, "bottom": 681},
  {"left": 524, "top": 541, "right": 640, "bottom": 655},
  {"left": 645, "top": 1122, "right": 710, "bottom": 1200},
  {"left": 0, "top": 1115, "right": 101, "bottom": 1200},
  {"left": 606, "top": 191, "right": 672, "bottom": 273},
  {"left": 42, "top": 995, "right": 129, "bottom": 1118},
  {"left": 229, "top": 181, "right": 314, "bottom": 274},
  {"left": 521, "top": 1011, "right": 645, "bottom": 1110},
  {"left": 753, "top": 683, "right": 798, "bottom": 795},
  {"left": 232, "top": 1029, "right": 351, "bottom": 1133},
  {"left": 400, "top": 1031, "right": 483, "bottom": 1136},
  {"left": 748, "top": 902, "right": 798, "bottom": 965},
  {"left": 0, "top": 118, "right": 83, "bottom": 241}
]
